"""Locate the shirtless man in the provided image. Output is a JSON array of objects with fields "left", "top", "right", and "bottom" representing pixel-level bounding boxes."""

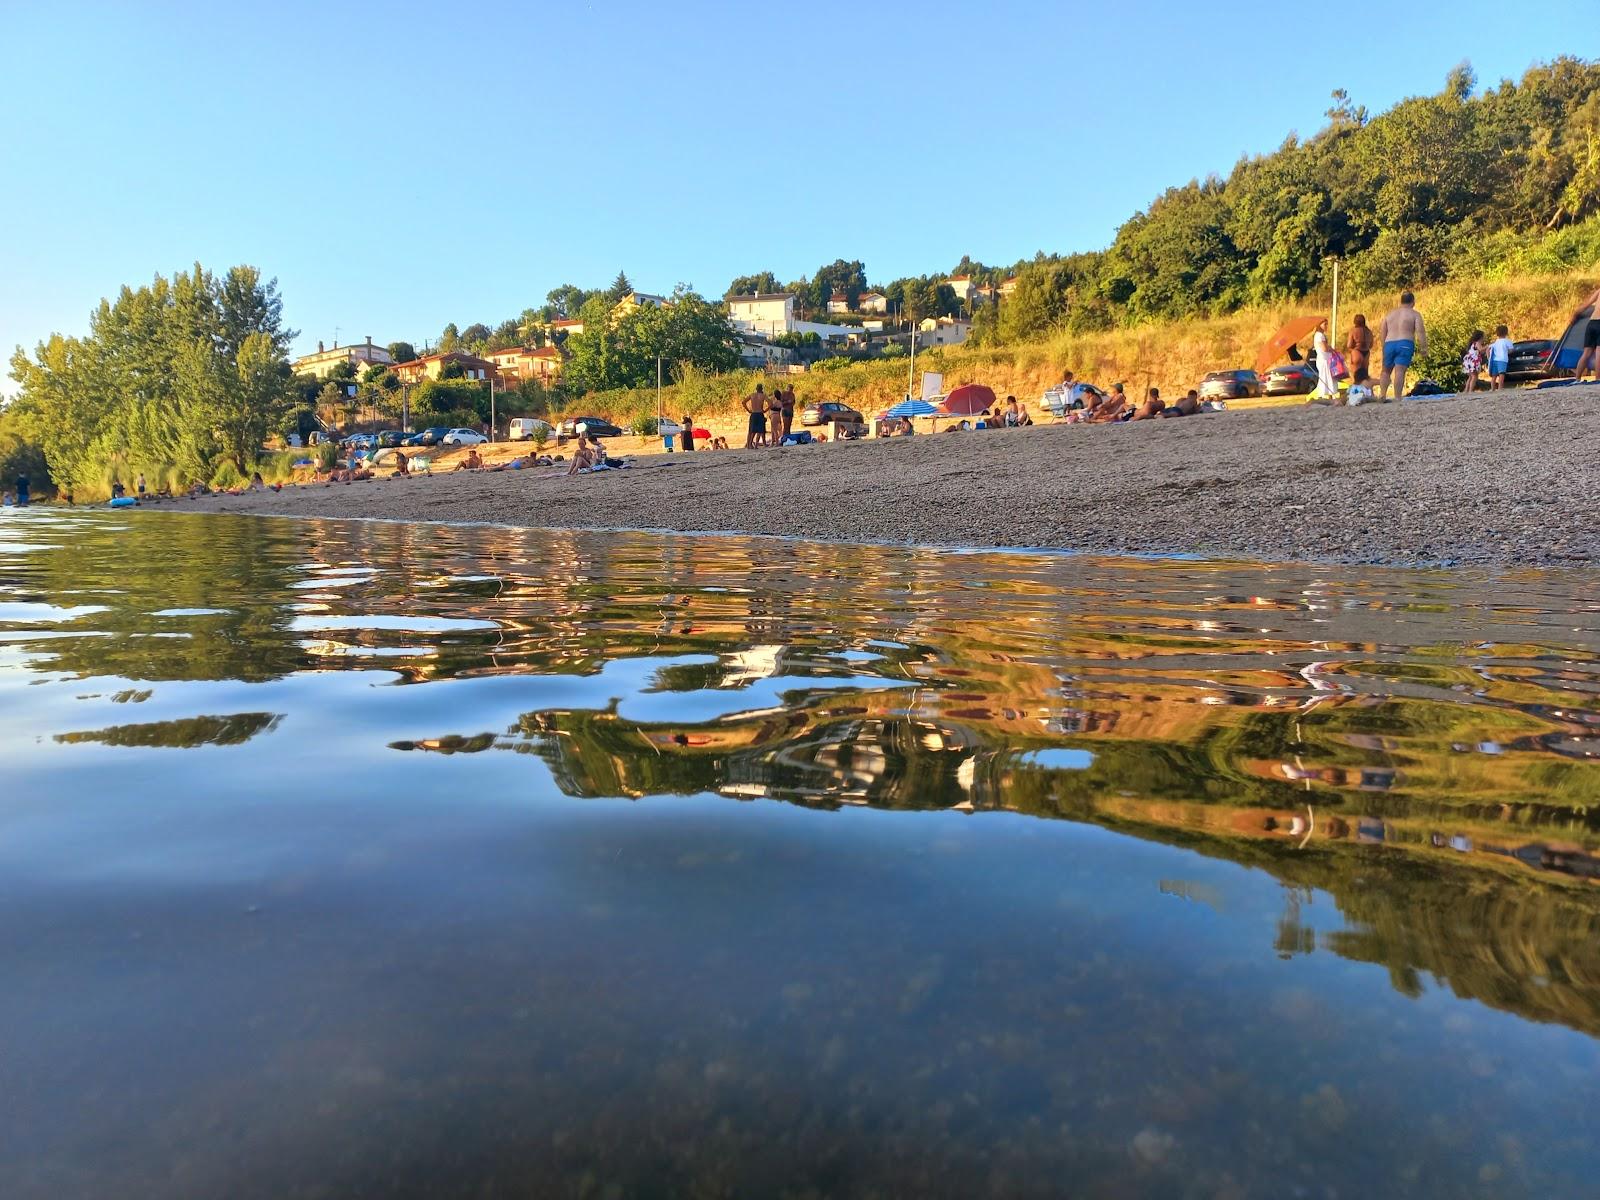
[
  {"left": 1570, "top": 285, "right": 1600, "bottom": 383},
  {"left": 1128, "top": 387, "right": 1165, "bottom": 421},
  {"left": 743, "top": 384, "right": 767, "bottom": 449},
  {"left": 1375, "top": 291, "right": 1426, "bottom": 401}
]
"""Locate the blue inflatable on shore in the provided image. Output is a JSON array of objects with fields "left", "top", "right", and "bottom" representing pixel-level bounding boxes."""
[{"left": 108, "top": 497, "right": 138, "bottom": 508}]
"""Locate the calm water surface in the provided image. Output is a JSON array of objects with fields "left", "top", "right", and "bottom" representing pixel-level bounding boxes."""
[{"left": 3, "top": 509, "right": 1599, "bottom": 1199}]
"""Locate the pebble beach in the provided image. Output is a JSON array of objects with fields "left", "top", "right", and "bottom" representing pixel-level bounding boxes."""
[{"left": 181, "top": 387, "right": 1600, "bottom": 568}]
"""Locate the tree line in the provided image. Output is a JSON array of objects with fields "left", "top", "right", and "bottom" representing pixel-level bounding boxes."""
[
  {"left": 6, "top": 265, "right": 296, "bottom": 497},
  {"left": 723, "top": 60, "right": 1600, "bottom": 344}
]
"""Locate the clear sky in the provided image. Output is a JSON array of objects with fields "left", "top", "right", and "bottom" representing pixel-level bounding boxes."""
[{"left": 0, "top": 0, "right": 1580, "bottom": 371}]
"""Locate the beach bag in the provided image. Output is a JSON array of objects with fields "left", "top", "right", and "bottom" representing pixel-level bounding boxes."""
[{"left": 1327, "top": 349, "right": 1348, "bottom": 380}]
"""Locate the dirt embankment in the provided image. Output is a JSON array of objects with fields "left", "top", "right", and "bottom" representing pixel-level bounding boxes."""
[{"left": 178, "top": 387, "right": 1600, "bottom": 568}]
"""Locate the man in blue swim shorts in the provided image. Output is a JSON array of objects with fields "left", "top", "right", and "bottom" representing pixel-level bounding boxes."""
[{"left": 1376, "top": 290, "right": 1427, "bottom": 401}]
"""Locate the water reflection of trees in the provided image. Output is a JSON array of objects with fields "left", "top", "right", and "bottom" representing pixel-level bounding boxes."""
[{"left": 12, "top": 511, "right": 1600, "bottom": 1033}]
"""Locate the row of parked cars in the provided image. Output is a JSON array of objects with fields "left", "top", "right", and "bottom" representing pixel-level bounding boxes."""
[
  {"left": 1199, "top": 338, "right": 1564, "bottom": 401},
  {"left": 341, "top": 427, "right": 487, "bottom": 452}
]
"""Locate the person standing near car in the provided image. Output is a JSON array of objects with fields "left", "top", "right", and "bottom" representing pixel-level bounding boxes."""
[
  {"left": 780, "top": 386, "right": 796, "bottom": 440},
  {"left": 1376, "top": 291, "right": 1426, "bottom": 401},
  {"left": 1313, "top": 320, "right": 1338, "bottom": 399},
  {"left": 680, "top": 414, "right": 695, "bottom": 452},
  {"left": 1487, "top": 325, "right": 1514, "bottom": 391},
  {"left": 1346, "top": 314, "right": 1373, "bottom": 386},
  {"left": 1570, "top": 285, "right": 1600, "bottom": 383}
]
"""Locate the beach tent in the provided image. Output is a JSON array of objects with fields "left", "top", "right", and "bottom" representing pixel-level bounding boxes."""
[
  {"left": 1549, "top": 302, "right": 1594, "bottom": 373},
  {"left": 940, "top": 384, "right": 996, "bottom": 416},
  {"left": 1256, "top": 315, "right": 1325, "bottom": 374}
]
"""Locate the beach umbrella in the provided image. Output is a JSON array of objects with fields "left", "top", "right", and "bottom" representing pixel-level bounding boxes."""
[
  {"left": 940, "top": 384, "right": 996, "bottom": 416},
  {"left": 1256, "top": 315, "right": 1325, "bottom": 374},
  {"left": 885, "top": 398, "right": 938, "bottom": 418}
]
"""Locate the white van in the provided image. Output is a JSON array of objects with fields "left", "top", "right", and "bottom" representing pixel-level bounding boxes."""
[{"left": 508, "top": 418, "right": 553, "bottom": 442}]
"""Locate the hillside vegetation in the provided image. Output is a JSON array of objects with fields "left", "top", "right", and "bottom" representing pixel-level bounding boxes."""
[{"left": 580, "top": 266, "right": 1600, "bottom": 426}]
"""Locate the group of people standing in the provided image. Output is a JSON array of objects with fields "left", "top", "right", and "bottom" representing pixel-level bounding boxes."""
[
  {"left": 1307, "top": 291, "right": 1427, "bottom": 402},
  {"left": 741, "top": 383, "right": 799, "bottom": 448}
]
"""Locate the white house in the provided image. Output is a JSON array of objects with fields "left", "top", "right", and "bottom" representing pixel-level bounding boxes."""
[
  {"left": 728, "top": 293, "right": 797, "bottom": 337},
  {"left": 293, "top": 336, "right": 393, "bottom": 379},
  {"left": 918, "top": 316, "right": 972, "bottom": 346},
  {"left": 944, "top": 276, "right": 975, "bottom": 304},
  {"left": 826, "top": 291, "right": 851, "bottom": 314},
  {"left": 857, "top": 291, "right": 888, "bottom": 314}
]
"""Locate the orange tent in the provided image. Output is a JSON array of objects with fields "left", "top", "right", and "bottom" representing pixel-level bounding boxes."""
[{"left": 1255, "top": 315, "right": 1326, "bottom": 374}]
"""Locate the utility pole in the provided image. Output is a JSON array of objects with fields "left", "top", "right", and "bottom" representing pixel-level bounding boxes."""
[
  {"left": 488, "top": 375, "right": 496, "bottom": 442},
  {"left": 907, "top": 327, "right": 917, "bottom": 402}
]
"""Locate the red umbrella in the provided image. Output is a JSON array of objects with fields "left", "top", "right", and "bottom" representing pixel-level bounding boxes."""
[{"left": 940, "top": 384, "right": 996, "bottom": 416}]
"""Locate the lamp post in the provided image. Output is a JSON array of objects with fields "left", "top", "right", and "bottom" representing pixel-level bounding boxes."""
[{"left": 1330, "top": 257, "right": 1341, "bottom": 342}]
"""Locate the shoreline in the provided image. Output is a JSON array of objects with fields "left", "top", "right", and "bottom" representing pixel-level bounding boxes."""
[{"left": 139, "top": 386, "right": 1600, "bottom": 569}]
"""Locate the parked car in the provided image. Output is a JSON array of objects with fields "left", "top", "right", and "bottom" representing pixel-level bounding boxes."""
[
  {"left": 441, "top": 428, "right": 488, "bottom": 446},
  {"left": 341, "top": 433, "right": 376, "bottom": 450},
  {"left": 508, "top": 417, "right": 553, "bottom": 441},
  {"left": 375, "top": 429, "right": 407, "bottom": 449},
  {"left": 801, "top": 401, "right": 865, "bottom": 427},
  {"left": 1505, "top": 338, "right": 1560, "bottom": 383},
  {"left": 557, "top": 416, "right": 624, "bottom": 439},
  {"left": 402, "top": 426, "right": 451, "bottom": 447},
  {"left": 1263, "top": 362, "right": 1318, "bottom": 396},
  {"left": 1198, "top": 370, "right": 1263, "bottom": 401}
]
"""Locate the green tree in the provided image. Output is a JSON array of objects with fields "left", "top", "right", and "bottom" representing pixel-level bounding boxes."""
[
  {"left": 606, "top": 271, "right": 634, "bottom": 303},
  {"left": 725, "top": 270, "right": 780, "bottom": 297},
  {"left": 387, "top": 341, "right": 418, "bottom": 363}
]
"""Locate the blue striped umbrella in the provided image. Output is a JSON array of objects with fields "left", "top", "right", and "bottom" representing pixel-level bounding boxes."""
[{"left": 885, "top": 398, "right": 938, "bottom": 418}]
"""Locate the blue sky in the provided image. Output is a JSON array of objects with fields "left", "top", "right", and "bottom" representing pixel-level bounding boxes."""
[{"left": 0, "top": 0, "right": 1580, "bottom": 370}]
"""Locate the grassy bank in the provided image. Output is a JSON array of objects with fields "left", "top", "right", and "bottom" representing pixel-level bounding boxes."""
[{"left": 574, "top": 268, "right": 1597, "bottom": 426}]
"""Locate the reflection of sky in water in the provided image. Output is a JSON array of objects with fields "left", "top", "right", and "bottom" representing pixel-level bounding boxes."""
[{"left": 2, "top": 508, "right": 1600, "bottom": 1198}]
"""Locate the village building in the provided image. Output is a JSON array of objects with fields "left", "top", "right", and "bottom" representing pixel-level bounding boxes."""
[
  {"left": 292, "top": 336, "right": 392, "bottom": 379},
  {"left": 918, "top": 316, "right": 972, "bottom": 346},
  {"left": 485, "top": 345, "right": 564, "bottom": 385},
  {"left": 388, "top": 351, "right": 499, "bottom": 386}
]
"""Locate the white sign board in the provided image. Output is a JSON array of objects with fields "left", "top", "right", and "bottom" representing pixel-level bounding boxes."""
[{"left": 920, "top": 372, "right": 944, "bottom": 402}]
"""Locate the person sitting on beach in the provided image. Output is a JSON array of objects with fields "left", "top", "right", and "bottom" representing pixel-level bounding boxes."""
[
  {"left": 1002, "top": 396, "right": 1020, "bottom": 426},
  {"left": 1015, "top": 402, "right": 1033, "bottom": 426},
  {"left": 248, "top": 471, "right": 266, "bottom": 491},
  {"left": 1089, "top": 384, "right": 1129, "bottom": 422},
  {"left": 456, "top": 448, "right": 484, "bottom": 471},
  {"left": 1129, "top": 387, "right": 1166, "bottom": 421},
  {"left": 711, "top": 435, "right": 730, "bottom": 450},
  {"left": 391, "top": 450, "right": 411, "bottom": 477},
  {"left": 567, "top": 434, "right": 602, "bottom": 475}
]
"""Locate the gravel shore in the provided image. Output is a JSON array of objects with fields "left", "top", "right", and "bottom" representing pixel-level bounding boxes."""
[{"left": 183, "top": 387, "right": 1599, "bottom": 567}]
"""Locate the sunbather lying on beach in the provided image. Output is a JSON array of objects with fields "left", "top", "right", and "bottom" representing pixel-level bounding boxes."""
[
  {"left": 1129, "top": 388, "right": 1165, "bottom": 421},
  {"left": 1160, "top": 390, "right": 1201, "bottom": 418}
]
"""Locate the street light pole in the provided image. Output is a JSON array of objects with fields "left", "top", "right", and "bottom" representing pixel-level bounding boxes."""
[{"left": 489, "top": 374, "right": 496, "bottom": 442}]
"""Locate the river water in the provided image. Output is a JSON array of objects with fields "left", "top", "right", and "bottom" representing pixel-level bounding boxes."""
[{"left": 3, "top": 509, "right": 1599, "bottom": 1198}]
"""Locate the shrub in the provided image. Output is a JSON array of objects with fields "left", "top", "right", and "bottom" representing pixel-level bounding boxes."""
[{"left": 631, "top": 415, "right": 659, "bottom": 436}]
